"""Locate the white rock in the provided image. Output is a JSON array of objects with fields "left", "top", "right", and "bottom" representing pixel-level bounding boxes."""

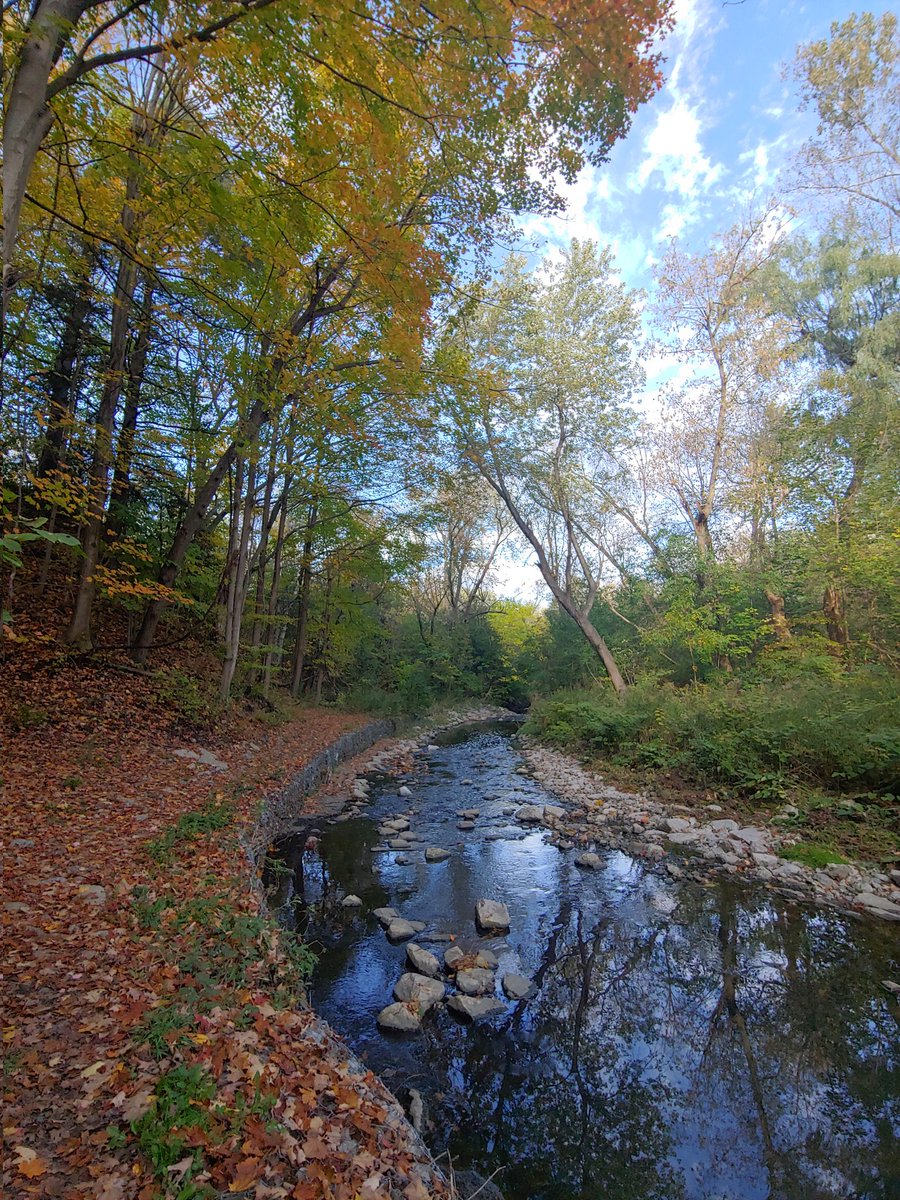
[
  {"left": 386, "top": 919, "right": 418, "bottom": 941},
  {"left": 516, "top": 805, "right": 544, "bottom": 823},
  {"left": 376, "top": 1002, "right": 421, "bottom": 1032},
  {"left": 475, "top": 899, "right": 510, "bottom": 932},
  {"left": 456, "top": 967, "right": 495, "bottom": 996},
  {"left": 502, "top": 973, "right": 535, "bottom": 1000},
  {"left": 447, "top": 995, "right": 505, "bottom": 1020},
  {"left": 393, "top": 972, "right": 445, "bottom": 1010},
  {"left": 398, "top": 786, "right": 412, "bottom": 797},
  {"left": 406, "top": 944, "right": 441, "bottom": 977},
  {"left": 425, "top": 847, "right": 450, "bottom": 863},
  {"left": 373, "top": 907, "right": 399, "bottom": 926},
  {"left": 341, "top": 894, "right": 363, "bottom": 908}
]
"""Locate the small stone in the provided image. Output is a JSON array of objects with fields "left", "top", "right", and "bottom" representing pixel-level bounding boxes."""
[
  {"left": 502, "top": 973, "right": 536, "bottom": 1000},
  {"left": 544, "top": 805, "right": 565, "bottom": 820},
  {"left": 457, "top": 821, "right": 475, "bottom": 831},
  {"left": 447, "top": 995, "right": 505, "bottom": 1020},
  {"left": 710, "top": 819, "right": 739, "bottom": 834},
  {"left": 882, "top": 980, "right": 900, "bottom": 995},
  {"left": 425, "top": 847, "right": 450, "bottom": 863},
  {"left": 474, "top": 949, "right": 499, "bottom": 969},
  {"left": 666, "top": 862, "right": 683, "bottom": 879},
  {"left": 341, "top": 894, "right": 363, "bottom": 908},
  {"left": 664, "top": 817, "right": 692, "bottom": 832},
  {"left": 376, "top": 1002, "right": 421, "bottom": 1032},
  {"left": 374, "top": 907, "right": 399, "bottom": 926},
  {"left": 393, "top": 972, "right": 445, "bottom": 1010},
  {"left": 705, "top": 804, "right": 723, "bottom": 813},
  {"left": 386, "top": 919, "right": 418, "bottom": 941},
  {"left": 4, "top": 902, "right": 30, "bottom": 913},
  {"left": 456, "top": 967, "right": 495, "bottom": 995},
  {"left": 398, "top": 786, "right": 412, "bottom": 797},
  {"left": 11, "top": 838, "right": 34, "bottom": 848},
  {"left": 406, "top": 944, "right": 441, "bottom": 977},
  {"left": 76, "top": 884, "right": 107, "bottom": 905},
  {"left": 475, "top": 899, "right": 510, "bottom": 932},
  {"left": 574, "top": 852, "right": 601, "bottom": 870},
  {"left": 389, "top": 838, "right": 411, "bottom": 850}
]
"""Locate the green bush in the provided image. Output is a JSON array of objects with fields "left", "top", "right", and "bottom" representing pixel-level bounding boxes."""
[{"left": 526, "top": 668, "right": 900, "bottom": 801}]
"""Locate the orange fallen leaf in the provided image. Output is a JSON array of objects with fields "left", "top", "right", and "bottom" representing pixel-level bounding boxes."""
[{"left": 228, "top": 1157, "right": 261, "bottom": 1192}]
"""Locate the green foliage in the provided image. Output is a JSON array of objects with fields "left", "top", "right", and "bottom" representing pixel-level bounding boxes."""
[
  {"left": 778, "top": 842, "right": 848, "bottom": 868},
  {"left": 132, "top": 1064, "right": 215, "bottom": 1183},
  {"left": 527, "top": 668, "right": 900, "bottom": 801},
  {"left": 154, "top": 667, "right": 222, "bottom": 728},
  {"left": 145, "top": 798, "right": 234, "bottom": 866}
]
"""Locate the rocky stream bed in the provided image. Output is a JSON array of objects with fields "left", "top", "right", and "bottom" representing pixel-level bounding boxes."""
[{"left": 266, "top": 712, "right": 899, "bottom": 1200}]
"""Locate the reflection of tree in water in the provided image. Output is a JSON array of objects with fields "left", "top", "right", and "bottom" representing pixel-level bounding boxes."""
[
  {"left": 436, "top": 902, "right": 683, "bottom": 1200},
  {"left": 432, "top": 882, "right": 898, "bottom": 1200}
]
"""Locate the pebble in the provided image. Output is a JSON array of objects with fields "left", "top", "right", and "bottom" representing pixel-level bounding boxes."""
[{"left": 425, "top": 847, "right": 450, "bottom": 863}]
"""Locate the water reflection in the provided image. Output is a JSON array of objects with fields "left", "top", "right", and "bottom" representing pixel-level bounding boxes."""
[{"left": 270, "top": 727, "right": 899, "bottom": 1200}]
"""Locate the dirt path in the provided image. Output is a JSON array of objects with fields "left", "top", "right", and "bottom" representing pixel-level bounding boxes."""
[{"left": 1, "top": 698, "right": 446, "bottom": 1199}]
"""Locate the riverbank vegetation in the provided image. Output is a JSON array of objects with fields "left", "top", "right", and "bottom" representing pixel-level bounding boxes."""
[{"left": 2, "top": 8, "right": 898, "bottom": 862}]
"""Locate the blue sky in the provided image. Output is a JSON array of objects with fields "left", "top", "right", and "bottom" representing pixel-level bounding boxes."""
[
  {"left": 521, "top": 0, "right": 862, "bottom": 286},
  {"left": 497, "top": 0, "right": 868, "bottom": 598}
]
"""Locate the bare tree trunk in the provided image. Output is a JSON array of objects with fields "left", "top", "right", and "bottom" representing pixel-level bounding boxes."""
[
  {"left": 108, "top": 279, "right": 153, "bottom": 536},
  {"left": 35, "top": 267, "right": 93, "bottom": 480},
  {"left": 61, "top": 248, "right": 138, "bottom": 647},
  {"left": 220, "top": 450, "right": 258, "bottom": 701},
  {"left": 289, "top": 501, "right": 318, "bottom": 698},
  {"left": 823, "top": 583, "right": 849, "bottom": 646}
]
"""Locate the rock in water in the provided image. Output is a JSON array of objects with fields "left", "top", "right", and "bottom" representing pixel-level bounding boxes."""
[
  {"left": 476, "top": 899, "right": 511, "bottom": 932},
  {"left": 515, "top": 804, "right": 544, "bottom": 823},
  {"left": 456, "top": 967, "right": 495, "bottom": 996},
  {"left": 376, "top": 1002, "right": 421, "bottom": 1032},
  {"left": 398, "top": 785, "right": 412, "bottom": 797},
  {"left": 341, "top": 894, "right": 363, "bottom": 908},
  {"left": 406, "top": 943, "right": 441, "bottom": 977},
  {"left": 373, "top": 906, "right": 399, "bottom": 927},
  {"left": 447, "top": 995, "right": 505, "bottom": 1021},
  {"left": 502, "top": 972, "right": 536, "bottom": 1000},
  {"left": 425, "top": 847, "right": 450, "bottom": 863},
  {"left": 444, "top": 945, "right": 465, "bottom": 971},
  {"left": 393, "top": 972, "right": 445, "bottom": 1010},
  {"left": 574, "top": 852, "right": 602, "bottom": 870},
  {"left": 386, "top": 918, "right": 418, "bottom": 941}
]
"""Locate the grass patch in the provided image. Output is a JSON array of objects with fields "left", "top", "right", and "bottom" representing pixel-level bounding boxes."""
[
  {"left": 146, "top": 797, "right": 234, "bottom": 865},
  {"left": 778, "top": 842, "right": 849, "bottom": 869}
]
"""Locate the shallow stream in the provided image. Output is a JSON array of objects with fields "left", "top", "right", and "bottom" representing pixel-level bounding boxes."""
[{"left": 270, "top": 721, "right": 899, "bottom": 1200}]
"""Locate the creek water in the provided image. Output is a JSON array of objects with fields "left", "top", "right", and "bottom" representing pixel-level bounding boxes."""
[{"left": 269, "top": 721, "right": 899, "bottom": 1200}]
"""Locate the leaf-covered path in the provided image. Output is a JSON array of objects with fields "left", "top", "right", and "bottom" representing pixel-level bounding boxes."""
[{"left": 1, "top": 657, "right": 444, "bottom": 1199}]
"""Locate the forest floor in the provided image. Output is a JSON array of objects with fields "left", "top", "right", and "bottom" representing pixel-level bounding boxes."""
[{"left": 0, "top": 604, "right": 447, "bottom": 1199}]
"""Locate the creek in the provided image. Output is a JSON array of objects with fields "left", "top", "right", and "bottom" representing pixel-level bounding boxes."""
[{"left": 268, "top": 721, "right": 899, "bottom": 1200}]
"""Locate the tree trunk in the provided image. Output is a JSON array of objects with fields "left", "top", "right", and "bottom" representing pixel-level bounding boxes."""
[
  {"left": 220, "top": 450, "right": 257, "bottom": 701},
  {"left": 108, "top": 279, "right": 153, "bottom": 535},
  {"left": 763, "top": 588, "right": 792, "bottom": 643},
  {"left": 61, "top": 248, "right": 138, "bottom": 647},
  {"left": 1, "top": 1, "right": 83, "bottom": 341},
  {"left": 289, "top": 502, "right": 318, "bottom": 697},
  {"left": 35, "top": 268, "right": 93, "bottom": 479},
  {"left": 823, "top": 583, "right": 849, "bottom": 646}
]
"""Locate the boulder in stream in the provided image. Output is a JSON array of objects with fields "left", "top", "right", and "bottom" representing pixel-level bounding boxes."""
[
  {"left": 393, "top": 972, "right": 445, "bottom": 1011},
  {"left": 447, "top": 994, "right": 505, "bottom": 1021},
  {"left": 456, "top": 967, "right": 495, "bottom": 996},
  {"left": 444, "top": 945, "right": 465, "bottom": 971},
  {"left": 376, "top": 1002, "right": 421, "bottom": 1033},
  {"left": 502, "top": 973, "right": 536, "bottom": 1000},
  {"left": 341, "top": 894, "right": 363, "bottom": 908},
  {"left": 386, "top": 918, "right": 418, "bottom": 941},
  {"left": 475, "top": 898, "right": 511, "bottom": 932},
  {"left": 574, "top": 852, "right": 602, "bottom": 870},
  {"left": 406, "top": 944, "right": 441, "bottom": 977},
  {"left": 374, "top": 907, "right": 400, "bottom": 927},
  {"left": 425, "top": 847, "right": 450, "bottom": 863},
  {"left": 515, "top": 804, "right": 544, "bottom": 823}
]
